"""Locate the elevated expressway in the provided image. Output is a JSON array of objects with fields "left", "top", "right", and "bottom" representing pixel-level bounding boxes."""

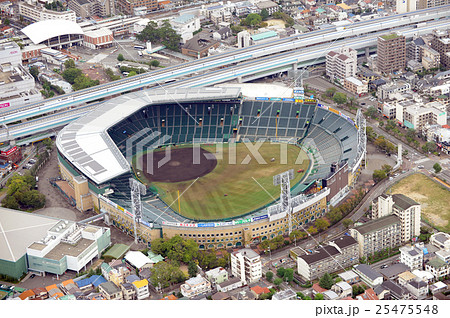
[{"left": 0, "top": 8, "right": 449, "bottom": 142}]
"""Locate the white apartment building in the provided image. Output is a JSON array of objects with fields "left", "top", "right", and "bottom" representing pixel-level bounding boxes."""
[
  {"left": 0, "top": 41, "right": 43, "bottom": 113},
  {"left": 377, "top": 81, "right": 411, "bottom": 100},
  {"left": 170, "top": 14, "right": 201, "bottom": 44},
  {"left": 371, "top": 194, "right": 421, "bottom": 243},
  {"left": 326, "top": 47, "right": 357, "bottom": 82},
  {"left": 400, "top": 245, "right": 424, "bottom": 271},
  {"left": 430, "top": 232, "right": 450, "bottom": 250},
  {"left": 396, "top": 0, "right": 416, "bottom": 13},
  {"left": 132, "top": 279, "right": 149, "bottom": 300},
  {"left": 344, "top": 76, "right": 368, "bottom": 96},
  {"left": 180, "top": 275, "right": 212, "bottom": 298},
  {"left": 19, "top": 2, "right": 76, "bottom": 23},
  {"left": 231, "top": 248, "right": 262, "bottom": 284}
]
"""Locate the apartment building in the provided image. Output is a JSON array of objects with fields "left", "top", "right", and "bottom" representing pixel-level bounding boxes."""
[
  {"left": 256, "top": 0, "right": 279, "bottom": 15},
  {"left": 396, "top": 0, "right": 416, "bottom": 13},
  {"left": 69, "top": 0, "right": 115, "bottom": 18},
  {"left": 116, "top": 0, "right": 158, "bottom": 15},
  {"left": 377, "top": 33, "right": 406, "bottom": 74},
  {"left": 350, "top": 215, "right": 401, "bottom": 258},
  {"left": 425, "top": 256, "right": 450, "bottom": 279},
  {"left": 377, "top": 81, "right": 411, "bottom": 100},
  {"left": 180, "top": 275, "right": 212, "bottom": 298},
  {"left": 403, "top": 101, "right": 447, "bottom": 130},
  {"left": 231, "top": 248, "right": 262, "bottom": 284},
  {"left": 430, "top": 232, "right": 450, "bottom": 250},
  {"left": 400, "top": 246, "right": 424, "bottom": 271},
  {"left": 417, "top": 0, "right": 449, "bottom": 9},
  {"left": 170, "top": 14, "right": 201, "bottom": 44},
  {"left": 421, "top": 46, "right": 441, "bottom": 70},
  {"left": 297, "top": 236, "right": 359, "bottom": 281},
  {"left": 18, "top": 2, "right": 76, "bottom": 23},
  {"left": 326, "top": 47, "right": 357, "bottom": 82},
  {"left": 205, "top": 267, "right": 228, "bottom": 285},
  {"left": 430, "top": 29, "right": 450, "bottom": 68},
  {"left": 407, "top": 37, "right": 425, "bottom": 62},
  {"left": 344, "top": 76, "right": 368, "bottom": 96},
  {"left": 370, "top": 194, "right": 421, "bottom": 243},
  {"left": 132, "top": 279, "right": 149, "bottom": 300}
]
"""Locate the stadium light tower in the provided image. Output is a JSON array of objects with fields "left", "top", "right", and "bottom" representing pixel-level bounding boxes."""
[
  {"left": 129, "top": 178, "right": 146, "bottom": 244},
  {"left": 273, "top": 169, "right": 294, "bottom": 234}
]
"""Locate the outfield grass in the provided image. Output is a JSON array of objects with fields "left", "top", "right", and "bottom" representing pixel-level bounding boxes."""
[
  {"left": 140, "top": 143, "right": 310, "bottom": 220},
  {"left": 389, "top": 173, "right": 450, "bottom": 232}
]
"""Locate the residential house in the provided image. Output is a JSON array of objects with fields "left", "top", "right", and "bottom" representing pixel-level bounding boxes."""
[
  {"left": 272, "top": 288, "right": 296, "bottom": 300},
  {"left": 205, "top": 267, "right": 228, "bottom": 285},
  {"left": 217, "top": 277, "right": 243, "bottom": 292},
  {"left": 380, "top": 280, "right": 412, "bottom": 300},
  {"left": 352, "top": 264, "right": 383, "bottom": 288},
  {"left": 99, "top": 281, "right": 123, "bottom": 300},
  {"left": 338, "top": 271, "right": 360, "bottom": 284},
  {"left": 405, "top": 280, "right": 429, "bottom": 299},
  {"left": 132, "top": 279, "right": 150, "bottom": 300},
  {"left": 397, "top": 271, "right": 417, "bottom": 286},
  {"left": 332, "top": 281, "right": 352, "bottom": 299},
  {"left": 356, "top": 288, "right": 379, "bottom": 300},
  {"left": 212, "top": 291, "right": 231, "bottom": 300},
  {"left": 400, "top": 245, "right": 423, "bottom": 271},
  {"left": 120, "top": 283, "right": 136, "bottom": 300},
  {"left": 380, "top": 264, "right": 410, "bottom": 281},
  {"left": 181, "top": 275, "right": 212, "bottom": 298},
  {"left": 323, "top": 290, "right": 339, "bottom": 300},
  {"left": 250, "top": 285, "right": 270, "bottom": 298}
]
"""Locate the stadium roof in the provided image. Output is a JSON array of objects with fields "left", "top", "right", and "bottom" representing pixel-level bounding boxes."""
[
  {"left": 21, "top": 20, "right": 84, "bottom": 45},
  {"left": 0, "top": 208, "right": 60, "bottom": 263},
  {"left": 56, "top": 87, "right": 241, "bottom": 185}
]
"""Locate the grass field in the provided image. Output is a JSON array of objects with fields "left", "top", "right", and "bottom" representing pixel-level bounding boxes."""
[
  {"left": 137, "top": 143, "right": 310, "bottom": 220},
  {"left": 389, "top": 173, "right": 450, "bottom": 232}
]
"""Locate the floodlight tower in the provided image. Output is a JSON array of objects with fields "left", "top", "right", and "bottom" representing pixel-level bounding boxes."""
[
  {"left": 129, "top": 178, "right": 146, "bottom": 244},
  {"left": 273, "top": 169, "right": 295, "bottom": 234}
]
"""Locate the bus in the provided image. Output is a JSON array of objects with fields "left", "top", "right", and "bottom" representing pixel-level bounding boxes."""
[
  {"left": 134, "top": 45, "right": 145, "bottom": 50},
  {"left": 138, "top": 51, "right": 143, "bottom": 57}
]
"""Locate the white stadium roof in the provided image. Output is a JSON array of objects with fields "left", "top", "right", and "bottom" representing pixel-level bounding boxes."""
[
  {"left": 56, "top": 87, "right": 241, "bottom": 185},
  {"left": 21, "top": 19, "right": 84, "bottom": 44}
]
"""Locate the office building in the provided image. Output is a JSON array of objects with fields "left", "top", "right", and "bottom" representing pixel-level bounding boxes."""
[
  {"left": 231, "top": 248, "right": 262, "bottom": 284},
  {"left": 377, "top": 33, "right": 406, "bottom": 74},
  {"left": 344, "top": 77, "right": 368, "bottom": 96},
  {"left": 350, "top": 215, "right": 401, "bottom": 258},
  {"left": 326, "top": 47, "right": 357, "bottom": 82}
]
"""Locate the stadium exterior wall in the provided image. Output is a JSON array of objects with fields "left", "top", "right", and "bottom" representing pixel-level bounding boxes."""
[{"left": 0, "top": 255, "right": 27, "bottom": 280}]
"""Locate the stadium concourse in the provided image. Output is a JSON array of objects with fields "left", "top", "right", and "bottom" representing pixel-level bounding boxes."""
[{"left": 56, "top": 87, "right": 366, "bottom": 249}]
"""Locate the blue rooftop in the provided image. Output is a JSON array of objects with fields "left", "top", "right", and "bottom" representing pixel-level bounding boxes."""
[{"left": 76, "top": 275, "right": 107, "bottom": 289}]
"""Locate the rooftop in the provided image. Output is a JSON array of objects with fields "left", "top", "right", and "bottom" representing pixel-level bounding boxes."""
[
  {"left": 393, "top": 194, "right": 419, "bottom": 210},
  {"left": 233, "top": 248, "right": 259, "bottom": 259},
  {"left": 251, "top": 30, "right": 278, "bottom": 41},
  {"left": 379, "top": 263, "right": 410, "bottom": 279},
  {"left": 353, "top": 215, "right": 400, "bottom": 235},
  {"left": 99, "top": 281, "right": 120, "bottom": 295},
  {"left": 353, "top": 264, "right": 383, "bottom": 281},
  {"left": 44, "top": 238, "right": 96, "bottom": 260},
  {"left": 21, "top": 20, "right": 84, "bottom": 45},
  {"left": 380, "top": 33, "right": 403, "bottom": 41}
]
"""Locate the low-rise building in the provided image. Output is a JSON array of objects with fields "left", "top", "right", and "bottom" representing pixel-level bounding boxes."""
[
  {"left": 352, "top": 264, "right": 383, "bottom": 288},
  {"left": 331, "top": 281, "right": 352, "bottom": 299},
  {"left": 98, "top": 281, "right": 123, "bottom": 300},
  {"left": 272, "top": 288, "right": 296, "bottom": 300},
  {"left": 381, "top": 280, "right": 412, "bottom": 300},
  {"left": 170, "top": 14, "right": 201, "bottom": 44},
  {"left": 256, "top": 1, "right": 279, "bottom": 15},
  {"left": 124, "top": 251, "right": 153, "bottom": 270},
  {"left": 83, "top": 28, "right": 114, "bottom": 50},
  {"left": 380, "top": 264, "right": 410, "bottom": 281},
  {"left": 430, "top": 232, "right": 450, "bottom": 250},
  {"left": 400, "top": 245, "right": 423, "bottom": 271},
  {"left": 120, "top": 282, "right": 136, "bottom": 300},
  {"left": 181, "top": 275, "right": 212, "bottom": 298},
  {"left": 397, "top": 271, "right": 417, "bottom": 286},
  {"left": 217, "top": 276, "right": 243, "bottom": 292},
  {"left": 181, "top": 34, "right": 220, "bottom": 58},
  {"left": 344, "top": 76, "right": 368, "bottom": 96},
  {"left": 19, "top": 2, "right": 76, "bottom": 23},
  {"left": 377, "top": 81, "right": 411, "bottom": 100},
  {"left": 421, "top": 46, "right": 440, "bottom": 70},
  {"left": 338, "top": 270, "right": 360, "bottom": 284},
  {"left": 405, "top": 280, "right": 428, "bottom": 299},
  {"left": 425, "top": 257, "right": 450, "bottom": 280},
  {"left": 132, "top": 279, "right": 149, "bottom": 300},
  {"left": 205, "top": 267, "right": 228, "bottom": 285}
]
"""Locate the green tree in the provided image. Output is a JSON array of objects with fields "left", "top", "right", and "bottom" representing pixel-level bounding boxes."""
[
  {"left": 29, "top": 66, "right": 39, "bottom": 81},
  {"left": 307, "top": 226, "right": 317, "bottom": 235},
  {"left": 4, "top": 18, "right": 10, "bottom": 26},
  {"left": 265, "top": 271, "right": 274, "bottom": 282},
  {"left": 150, "top": 261, "right": 185, "bottom": 289},
  {"left": 381, "top": 164, "right": 392, "bottom": 175},
  {"left": 325, "top": 87, "right": 336, "bottom": 97},
  {"left": 372, "top": 169, "right": 387, "bottom": 183},
  {"left": 117, "top": 53, "right": 125, "bottom": 61},
  {"left": 422, "top": 141, "right": 436, "bottom": 153},
  {"left": 127, "top": 71, "right": 137, "bottom": 77},
  {"left": 42, "top": 138, "right": 53, "bottom": 150},
  {"left": 333, "top": 92, "right": 347, "bottom": 105},
  {"left": 433, "top": 163, "right": 442, "bottom": 173},
  {"left": 150, "top": 60, "right": 160, "bottom": 68},
  {"left": 2, "top": 195, "right": 19, "bottom": 210},
  {"left": 319, "top": 272, "right": 334, "bottom": 290},
  {"left": 327, "top": 207, "right": 343, "bottom": 223},
  {"left": 284, "top": 268, "right": 294, "bottom": 282},
  {"left": 276, "top": 267, "right": 285, "bottom": 278},
  {"left": 188, "top": 261, "right": 198, "bottom": 277},
  {"left": 342, "top": 218, "right": 354, "bottom": 229},
  {"left": 314, "top": 293, "right": 324, "bottom": 300},
  {"left": 72, "top": 74, "right": 99, "bottom": 91},
  {"left": 365, "top": 106, "right": 377, "bottom": 119},
  {"left": 61, "top": 68, "right": 82, "bottom": 84},
  {"left": 289, "top": 230, "right": 306, "bottom": 241},
  {"left": 260, "top": 9, "right": 269, "bottom": 20},
  {"left": 274, "top": 277, "right": 283, "bottom": 287},
  {"left": 64, "top": 59, "right": 76, "bottom": 69},
  {"left": 315, "top": 218, "right": 330, "bottom": 232},
  {"left": 244, "top": 13, "right": 262, "bottom": 27}
]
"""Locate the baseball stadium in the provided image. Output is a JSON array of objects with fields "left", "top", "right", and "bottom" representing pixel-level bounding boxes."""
[{"left": 56, "top": 87, "right": 366, "bottom": 249}]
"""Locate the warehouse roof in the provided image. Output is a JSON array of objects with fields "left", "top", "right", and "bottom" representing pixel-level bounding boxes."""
[
  {"left": 0, "top": 208, "right": 60, "bottom": 262},
  {"left": 21, "top": 20, "right": 84, "bottom": 45},
  {"left": 103, "top": 244, "right": 130, "bottom": 260}
]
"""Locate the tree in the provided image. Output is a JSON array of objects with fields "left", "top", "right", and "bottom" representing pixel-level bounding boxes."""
[
  {"left": 4, "top": 18, "right": 10, "bottom": 26},
  {"left": 315, "top": 218, "right": 330, "bottom": 232},
  {"left": 61, "top": 68, "right": 82, "bottom": 84},
  {"left": 319, "top": 272, "right": 334, "bottom": 290},
  {"left": 244, "top": 13, "right": 262, "bottom": 28},
  {"left": 260, "top": 8, "right": 269, "bottom": 20},
  {"left": 422, "top": 141, "right": 436, "bottom": 153},
  {"left": 284, "top": 268, "right": 294, "bottom": 282},
  {"left": 327, "top": 207, "right": 343, "bottom": 223},
  {"left": 314, "top": 293, "right": 324, "bottom": 300},
  {"left": 307, "top": 226, "right": 317, "bottom": 235},
  {"left": 381, "top": 164, "right": 392, "bottom": 175},
  {"left": 72, "top": 74, "right": 99, "bottom": 91},
  {"left": 150, "top": 261, "right": 185, "bottom": 289},
  {"left": 117, "top": 53, "right": 125, "bottom": 62},
  {"left": 2, "top": 195, "right": 18, "bottom": 210},
  {"left": 127, "top": 71, "right": 137, "bottom": 77},
  {"left": 433, "top": 163, "right": 442, "bottom": 173},
  {"left": 188, "top": 261, "right": 198, "bottom": 277},
  {"left": 289, "top": 230, "right": 306, "bottom": 242},
  {"left": 273, "top": 277, "right": 283, "bottom": 287},
  {"left": 150, "top": 60, "right": 160, "bottom": 68},
  {"left": 265, "top": 271, "right": 274, "bottom": 282},
  {"left": 325, "top": 87, "right": 336, "bottom": 97},
  {"left": 333, "top": 92, "right": 347, "bottom": 105},
  {"left": 64, "top": 59, "right": 76, "bottom": 69},
  {"left": 276, "top": 267, "right": 285, "bottom": 278},
  {"left": 365, "top": 106, "right": 377, "bottom": 119},
  {"left": 42, "top": 138, "right": 53, "bottom": 150},
  {"left": 342, "top": 218, "right": 354, "bottom": 229},
  {"left": 373, "top": 169, "right": 387, "bottom": 183},
  {"left": 137, "top": 20, "right": 181, "bottom": 52},
  {"left": 29, "top": 66, "right": 39, "bottom": 81}
]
